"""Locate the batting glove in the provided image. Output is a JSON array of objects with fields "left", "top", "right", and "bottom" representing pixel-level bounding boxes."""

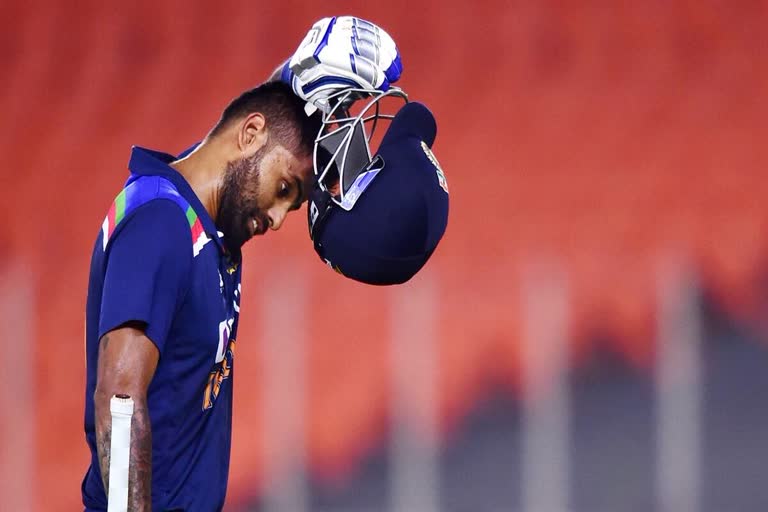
[{"left": 281, "top": 16, "right": 403, "bottom": 114}]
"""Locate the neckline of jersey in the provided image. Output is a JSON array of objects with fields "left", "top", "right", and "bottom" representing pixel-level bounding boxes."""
[{"left": 127, "top": 145, "right": 226, "bottom": 254}]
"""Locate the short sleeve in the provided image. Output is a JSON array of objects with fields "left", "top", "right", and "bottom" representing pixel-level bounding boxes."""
[{"left": 99, "top": 199, "right": 193, "bottom": 354}]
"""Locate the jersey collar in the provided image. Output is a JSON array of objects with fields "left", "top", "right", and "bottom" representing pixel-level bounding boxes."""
[{"left": 127, "top": 145, "right": 228, "bottom": 255}]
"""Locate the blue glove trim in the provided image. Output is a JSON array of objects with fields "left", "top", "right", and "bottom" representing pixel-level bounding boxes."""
[
  {"left": 349, "top": 54, "right": 358, "bottom": 75},
  {"left": 384, "top": 53, "right": 403, "bottom": 84},
  {"left": 313, "top": 16, "right": 337, "bottom": 60},
  {"left": 351, "top": 31, "right": 361, "bottom": 56},
  {"left": 301, "top": 75, "right": 360, "bottom": 94},
  {"left": 352, "top": 17, "right": 375, "bottom": 31},
  {"left": 280, "top": 60, "right": 292, "bottom": 83}
]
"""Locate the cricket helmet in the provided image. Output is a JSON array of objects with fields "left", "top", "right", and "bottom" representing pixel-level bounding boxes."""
[{"left": 307, "top": 87, "right": 449, "bottom": 285}]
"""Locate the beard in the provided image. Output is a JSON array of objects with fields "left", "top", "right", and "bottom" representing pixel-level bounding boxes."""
[{"left": 216, "top": 145, "right": 270, "bottom": 253}]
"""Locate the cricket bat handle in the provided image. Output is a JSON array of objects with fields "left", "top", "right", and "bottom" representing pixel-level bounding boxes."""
[{"left": 107, "top": 394, "right": 134, "bottom": 512}]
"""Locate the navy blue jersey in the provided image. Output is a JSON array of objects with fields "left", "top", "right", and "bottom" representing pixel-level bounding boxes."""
[{"left": 82, "top": 146, "right": 241, "bottom": 511}]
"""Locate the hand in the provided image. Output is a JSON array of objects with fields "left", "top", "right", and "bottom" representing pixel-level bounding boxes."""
[{"left": 282, "top": 16, "right": 403, "bottom": 113}]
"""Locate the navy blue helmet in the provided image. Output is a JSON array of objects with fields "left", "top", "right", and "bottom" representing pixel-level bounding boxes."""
[{"left": 307, "top": 88, "right": 449, "bottom": 285}]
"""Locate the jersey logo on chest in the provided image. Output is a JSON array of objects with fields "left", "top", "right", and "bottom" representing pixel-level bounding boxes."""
[
  {"left": 202, "top": 275, "right": 241, "bottom": 410},
  {"left": 203, "top": 337, "right": 235, "bottom": 410}
]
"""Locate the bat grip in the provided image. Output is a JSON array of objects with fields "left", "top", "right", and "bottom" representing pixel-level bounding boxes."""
[{"left": 107, "top": 394, "right": 134, "bottom": 512}]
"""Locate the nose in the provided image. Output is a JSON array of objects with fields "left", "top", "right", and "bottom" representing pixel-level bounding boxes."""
[{"left": 267, "top": 207, "right": 287, "bottom": 231}]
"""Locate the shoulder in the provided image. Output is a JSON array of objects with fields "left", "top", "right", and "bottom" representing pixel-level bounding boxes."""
[{"left": 101, "top": 176, "right": 195, "bottom": 255}]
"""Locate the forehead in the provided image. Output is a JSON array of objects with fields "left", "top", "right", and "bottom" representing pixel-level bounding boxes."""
[{"left": 267, "top": 143, "right": 313, "bottom": 179}]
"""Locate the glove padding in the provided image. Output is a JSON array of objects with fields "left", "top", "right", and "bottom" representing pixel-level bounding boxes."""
[{"left": 282, "top": 16, "right": 403, "bottom": 114}]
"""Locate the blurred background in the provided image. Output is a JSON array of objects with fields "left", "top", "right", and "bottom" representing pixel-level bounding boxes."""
[{"left": 1, "top": 1, "right": 767, "bottom": 510}]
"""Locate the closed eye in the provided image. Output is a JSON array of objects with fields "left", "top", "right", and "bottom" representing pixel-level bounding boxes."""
[
  {"left": 288, "top": 178, "right": 304, "bottom": 211},
  {"left": 277, "top": 181, "right": 290, "bottom": 199}
]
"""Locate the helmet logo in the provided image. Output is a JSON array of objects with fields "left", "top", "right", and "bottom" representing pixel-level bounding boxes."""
[
  {"left": 420, "top": 141, "right": 448, "bottom": 194},
  {"left": 309, "top": 200, "right": 320, "bottom": 232},
  {"left": 324, "top": 258, "right": 344, "bottom": 275},
  {"left": 340, "top": 155, "right": 385, "bottom": 211}
]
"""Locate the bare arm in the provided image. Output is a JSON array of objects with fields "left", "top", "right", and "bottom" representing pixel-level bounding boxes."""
[{"left": 94, "top": 322, "right": 159, "bottom": 511}]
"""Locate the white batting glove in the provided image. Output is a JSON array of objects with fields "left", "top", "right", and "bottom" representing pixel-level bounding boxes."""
[{"left": 281, "top": 16, "right": 403, "bottom": 114}]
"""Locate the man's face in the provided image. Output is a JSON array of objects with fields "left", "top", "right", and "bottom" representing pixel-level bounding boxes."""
[{"left": 217, "top": 142, "right": 312, "bottom": 250}]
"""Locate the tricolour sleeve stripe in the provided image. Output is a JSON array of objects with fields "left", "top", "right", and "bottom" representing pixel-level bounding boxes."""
[{"left": 102, "top": 176, "right": 210, "bottom": 257}]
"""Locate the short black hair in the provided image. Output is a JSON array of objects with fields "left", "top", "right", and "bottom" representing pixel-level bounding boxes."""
[{"left": 210, "top": 81, "right": 321, "bottom": 156}]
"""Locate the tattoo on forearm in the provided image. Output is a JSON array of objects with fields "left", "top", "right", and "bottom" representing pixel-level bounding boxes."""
[
  {"left": 97, "top": 421, "right": 111, "bottom": 495},
  {"left": 95, "top": 396, "right": 153, "bottom": 510},
  {"left": 128, "top": 402, "right": 152, "bottom": 510}
]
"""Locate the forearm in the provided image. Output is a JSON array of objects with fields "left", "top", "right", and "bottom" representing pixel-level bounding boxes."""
[
  {"left": 94, "top": 392, "right": 113, "bottom": 494},
  {"left": 95, "top": 392, "right": 153, "bottom": 510},
  {"left": 128, "top": 397, "right": 152, "bottom": 510}
]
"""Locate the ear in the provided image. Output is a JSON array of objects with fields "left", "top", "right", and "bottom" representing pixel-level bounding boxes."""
[{"left": 238, "top": 112, "right": 267, "bottom": 154}]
